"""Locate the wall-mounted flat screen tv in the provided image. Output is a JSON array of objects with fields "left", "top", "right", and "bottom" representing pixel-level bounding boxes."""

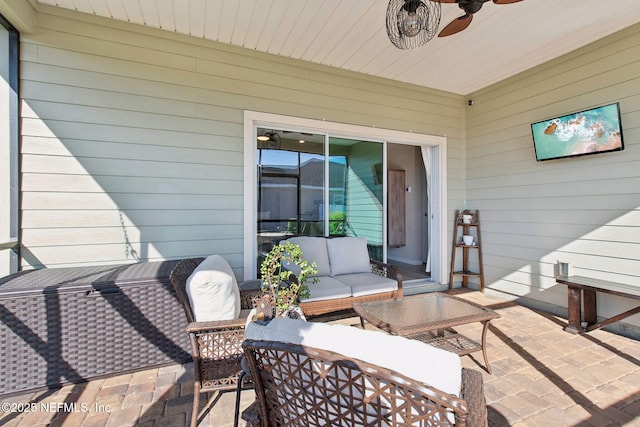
[{"left": 531, "top": 102, "right": 624, "bottom": 162}]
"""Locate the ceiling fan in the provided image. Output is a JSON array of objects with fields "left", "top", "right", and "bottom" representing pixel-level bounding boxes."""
[
  {"left": 257, "top": 131, "right": 281, "bottom": 149},
  {"left": 435, "top": 0, "right": 523, "bottom": 37},
  {"left": 386, "top": 0, "right": 442, "bottom": 49}
]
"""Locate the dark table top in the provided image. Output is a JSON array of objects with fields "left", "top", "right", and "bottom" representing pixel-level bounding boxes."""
[{"left": 556, "top": 275, "right": 640, "bottom": 299}]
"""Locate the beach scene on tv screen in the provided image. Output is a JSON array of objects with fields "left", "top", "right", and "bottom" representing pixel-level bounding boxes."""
[{"left": 532, "top": 103, "right": 623, "bottom": 161}]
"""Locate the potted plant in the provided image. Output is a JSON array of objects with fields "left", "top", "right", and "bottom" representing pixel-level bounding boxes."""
[{"left": 258, "top": 241, "right": 317, "bottom": 320}]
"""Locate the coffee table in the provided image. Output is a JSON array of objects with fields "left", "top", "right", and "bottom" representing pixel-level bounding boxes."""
[{"left": 353, "top": 293, "right": 500, "bottom": 373}]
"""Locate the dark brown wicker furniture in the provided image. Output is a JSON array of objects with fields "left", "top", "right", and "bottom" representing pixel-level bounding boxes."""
[
  {"left": 353, "top": 293, "right": 500, "bottom": 373},
  {"left": 169, "top": 258, "right": 261, "bottom": 427},
  {"left": 557, "top": 275, "right": 640, "bottom": 334},
  {"left": 241, "top": 340, "right": 487, "bottom": 426},
  {"left": 299, "top": 260, "right": 404, "bottom": 316},
  {"left": 0, "top": 259, "right": 191, "bottom": 395}
]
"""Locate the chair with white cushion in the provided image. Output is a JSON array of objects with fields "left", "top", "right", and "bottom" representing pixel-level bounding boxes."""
[
  {"left": 170, "top": 256, "right": 261, "bottom": 427},
  {"left": 241, "top": 318, "right": 487, "bottom": 426}
]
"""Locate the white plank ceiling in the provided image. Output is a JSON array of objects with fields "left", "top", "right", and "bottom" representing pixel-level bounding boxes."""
[{"left": 34, "top": 0, "right": 640, "bottom": 95}]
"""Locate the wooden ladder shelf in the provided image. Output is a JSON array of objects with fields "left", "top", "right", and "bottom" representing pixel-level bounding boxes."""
[{"left": 449, "top": 209, "right": 485, "bottom": 292}]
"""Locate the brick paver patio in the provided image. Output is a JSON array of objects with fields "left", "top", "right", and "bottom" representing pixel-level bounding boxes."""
[{"left": 1, "top": 290, "right": 639, "bottom": 426}]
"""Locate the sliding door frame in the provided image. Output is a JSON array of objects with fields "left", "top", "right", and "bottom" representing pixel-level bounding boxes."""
[{"left": 244, "top": 111, "right": 447, "bottom": 283}]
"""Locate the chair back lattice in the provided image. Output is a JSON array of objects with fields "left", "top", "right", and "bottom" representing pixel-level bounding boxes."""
[{"left": 243, "top": 340, "right": 469, "bottom": 427}]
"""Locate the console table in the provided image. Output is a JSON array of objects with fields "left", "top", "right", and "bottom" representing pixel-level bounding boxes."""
[{"left": 556, "top": 275, "right": 640, "bottom": 334}]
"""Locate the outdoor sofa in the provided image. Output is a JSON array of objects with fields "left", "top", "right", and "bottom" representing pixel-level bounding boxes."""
[{"left": 280, "top": 236, "right": 403, "bottom": 316}]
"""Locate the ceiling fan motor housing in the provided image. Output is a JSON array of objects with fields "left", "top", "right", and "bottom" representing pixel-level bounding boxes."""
[{"left": 459, "top": 0, "right": 488, "bottom": 14}]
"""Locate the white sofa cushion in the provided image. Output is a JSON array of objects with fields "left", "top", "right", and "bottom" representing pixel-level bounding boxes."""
[
  {"left": 300, "top": 276, "right": 352, "bottom": 302},
  {"left": 335, "top": 272, "right": 397, "bottom": 297},
  {"left": 282, "top": 236, "right": 331, "bottom": 277},
  {"left": 326, "top": 237, "right": 371, "bottom": 276},
  {"left": 186, "top": 255, "right": 241, "bottom": 321},
  {"left": 245, "top": 318, "right": 462, "bottom": 397}
]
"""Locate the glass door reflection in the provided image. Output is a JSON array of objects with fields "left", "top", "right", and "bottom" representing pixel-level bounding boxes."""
[{"left": 256, "top": 129, "right": 383, "bottom": 263}]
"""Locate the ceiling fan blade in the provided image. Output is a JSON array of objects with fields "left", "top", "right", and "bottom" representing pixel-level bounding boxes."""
[
  {"left": 438, "top": 14, "right": 472, "bottom": 37},
  {"left": 493, "top": 0, "right": 523, "bottom": 4}
]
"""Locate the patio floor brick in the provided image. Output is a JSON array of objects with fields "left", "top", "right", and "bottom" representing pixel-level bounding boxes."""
[
  {"left": 81, "top": 412, "right": 110, "bottom": 427},
  {"left": 1, "top": 289, "right": 639, "bottom": 426}
]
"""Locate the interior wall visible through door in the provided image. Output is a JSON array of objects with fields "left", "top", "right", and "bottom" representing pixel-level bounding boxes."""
[{"left": 387, "top": 144, "right": 430, "bottom": 278}]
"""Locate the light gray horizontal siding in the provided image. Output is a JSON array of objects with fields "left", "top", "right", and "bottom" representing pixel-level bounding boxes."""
[
  {"left": 22, "top": 209, "right": 243, "bottom": 228},
  {"left": 19, "top": 6, "right": 464, "bottom": 272},
  {"left": 465, "top": 23, "right": 640, "bottom": 327}
]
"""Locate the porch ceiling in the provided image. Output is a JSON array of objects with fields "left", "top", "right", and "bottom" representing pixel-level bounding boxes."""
[{"left": 33, "top": 0, "right": 640, "bottom": 95}]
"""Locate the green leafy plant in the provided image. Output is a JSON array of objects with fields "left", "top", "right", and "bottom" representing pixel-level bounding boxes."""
[
  {"left": 259, "top": 242, "right": 317, "bottom": 317},
  {"left": 329, "top": 211, "right": 346, "bottom": 235}
]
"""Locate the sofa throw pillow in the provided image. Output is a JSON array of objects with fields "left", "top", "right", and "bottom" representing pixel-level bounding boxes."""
[
  {"left": 326, "top": 237, "right": 371, "bottom": 276},
  {"left": 282, "top": 237, "right": 331, "bottom": 277},
  {"left": 186, "top": 255, "right": 241, "bottom": 321}
]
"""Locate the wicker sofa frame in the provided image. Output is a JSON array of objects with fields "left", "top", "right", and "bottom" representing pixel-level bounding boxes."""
[
  {"left": 241, "top": 339, "right": 487, "bottom": 426},
  {"left": 299, "top": 259, "right": 403, "bottom": 317},
  {"left": 169, "top": 258, "right": 260, "bottom": 427}
]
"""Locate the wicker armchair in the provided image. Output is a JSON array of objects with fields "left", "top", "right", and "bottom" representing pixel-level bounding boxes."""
[
  {"left": 242, "top": 340, "right": 487, "bottom": 427},
  {"left": 169, "top": 258, "right": 261, "bottom": 427}
]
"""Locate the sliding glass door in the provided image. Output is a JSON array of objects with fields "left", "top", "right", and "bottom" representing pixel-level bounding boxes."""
[
  {"left": 329, "top": 137, "right": 383, "bottom": 261},
  {"left": 256, "top": 129, "right": 325, "bottom": 253},
  {"left": 256, "top": 130, "right": 383, "bottom": 261}
]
